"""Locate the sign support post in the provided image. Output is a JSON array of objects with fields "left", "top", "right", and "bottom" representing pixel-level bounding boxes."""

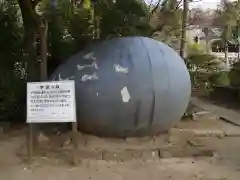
[
  {"left": 72, "top": 121, "right": 78, "bottom": 165},
  {"left": 26, "top": 80, "right": 77, "bottom": 165},
  {"left": 27, "top": 124, "right": 33, "bottom": 165}
]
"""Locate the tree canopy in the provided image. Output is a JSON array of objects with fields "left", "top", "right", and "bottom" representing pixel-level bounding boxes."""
[{"left": 0, "top": 0, "right": 185, "bottom": 122}]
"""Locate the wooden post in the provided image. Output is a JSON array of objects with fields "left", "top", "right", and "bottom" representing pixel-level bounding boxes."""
[
  {"left": 180, "top": 0, "right": 188, "bottom": 61},
  {"left": 27, "top": 123, "right": 33, "bottom": 165},
  {"left": 72, "top": 122, "right": 78, "bottom": 165}
]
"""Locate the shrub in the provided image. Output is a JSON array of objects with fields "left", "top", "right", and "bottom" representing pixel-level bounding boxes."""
[
  {"left": 185, "top": 51, "right": 228, "bottom": 95},
  {"left": 0, "top": 0, "right": 25, "bottom": 123},
  {"left": 209, "top": 71, "right": 229, "bottom": 86},
  {"left": 229, "top": 61, "right": 240, "bottom": 87}
]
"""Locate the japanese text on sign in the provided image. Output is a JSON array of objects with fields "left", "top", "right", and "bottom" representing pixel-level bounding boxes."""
[{"left": 27, "top": 81, "right": 76, "bottom": 123}]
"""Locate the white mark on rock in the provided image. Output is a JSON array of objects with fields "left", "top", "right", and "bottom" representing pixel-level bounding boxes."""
[
  {"left": 92, "top": 62, "right": 99, "bottom": 70},
  {"left": 77, "top": 65, "right": 85, "bottom": 71},
  {"left": 83, "top": 52, "right": 96, "bottom": 60},
  {"left": 59, "top": 74, "right": 63, "bottom": 80},
  {"left": 58, "top": 74, "right": 75, "bottom": 81},
  {"left": 81, "top": 73, "right": 99, "bottom": 82},
  {"left": 58, "top": 74, "right": 65, "bottom": 80},
  {"left": 53, "top": 75, "right": 57, "bottom": 80},
  {"left": 96, "top": 92, "right": 100, "bottom": 96},
  {"left": 77, "top": 62, "right": 99, "bottom": 71},
  {"left": 114, "top": 64, "right": 128, "bottom": 74},
  {"left": 152, "top": 151, "right": 156, "bottom": 157},
  {"left": 121, "top": 86, "right": 131, "bottom": 103},
  {"left": 65, "top": 75, "right": 75, "bottom": 80}
]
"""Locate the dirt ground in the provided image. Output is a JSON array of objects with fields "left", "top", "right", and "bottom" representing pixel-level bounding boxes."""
[{"left": 1, "top": 114, "right": 240, "bottom": 180}]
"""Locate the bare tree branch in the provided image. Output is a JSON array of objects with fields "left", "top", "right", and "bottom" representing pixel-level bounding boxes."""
[
  {"left": 31, "top": 0, "right": 42, "bottom": 9},
  {"left": 78, "top": 0, "right": 84, "bottom": 7},
  {"left": 150, "top": 0, "right": 163, "bottom": 15},
  {"left": 175, "top": 0, "right": 182, "bottom": 10}
]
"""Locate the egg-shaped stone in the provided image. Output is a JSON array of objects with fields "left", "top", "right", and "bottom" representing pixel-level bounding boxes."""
[{"left": 50, "top": 37, "right": 191, "bottom": 137}]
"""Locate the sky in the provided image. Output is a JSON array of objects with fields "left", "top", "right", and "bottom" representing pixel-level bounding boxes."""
[
  {"left": 190, "top": 0, "right": 221, "bottom": 9},
  {"left": 146, "top": 0, "right": 235, "bottom": 10}
]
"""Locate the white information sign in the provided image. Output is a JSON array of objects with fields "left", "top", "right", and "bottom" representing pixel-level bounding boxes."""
[{"left": 27, "top": 80, "right": 76, "bottom": 123}]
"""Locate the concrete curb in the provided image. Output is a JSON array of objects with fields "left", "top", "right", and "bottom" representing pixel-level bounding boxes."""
[{"left": 178, "top": 128, "right": 240, "bottom": 137}]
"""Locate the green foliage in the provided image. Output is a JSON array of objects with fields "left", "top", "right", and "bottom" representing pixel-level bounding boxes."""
[
  {"left": 186, "top": 52, "right": 224, "bottom": 91},
  {"left": 0, "top": 0, "right": 154, "bottom": 122},
  {"left": 209, "top": 71, "right": 229, "bottom": 86},
  {"left": 0, "top": 0, "right": 25, "bottom": 122},
  {"left": 0, "top": 0, "right": 23, "bottom": 70},
  {"left": 40, "top": 0, "right": 151, "bottom": 72},
  {"left": 0, "top": 73, "right": 25, "bottom": 122},
  {"left": 41, "top": 1, "right": 94, "bottom": 73},
  {"left": 98, "top": 0, "right": 151, "bottom": 39},
  {"left": 150, "top": 0, "right": 182, "bottom": 41},
  {"left": 67, "top": 8, "right": 94, "bottom": 49},
  {"left": 214, "top": 0, "right": 240, "bottom": 43},
  {"left": 0, "top": 0, "right": 187, "bottom": 123},
  {"left": 187, "top": 53, "right": 220, "bottom": 71},
  {"left": 187, "top": 43, "right": 204, "bottom": 55},
  {"left": 229, "top": 61, "right": 240, "bottom": 86}
]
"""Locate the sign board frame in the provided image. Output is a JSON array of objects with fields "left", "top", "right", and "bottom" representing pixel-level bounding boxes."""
[
  {"left": 26, "top": 80, "right": 78, "bottom": 165},
  {"left": 27, "top": 80, "right": 77, "bottom": 123}
]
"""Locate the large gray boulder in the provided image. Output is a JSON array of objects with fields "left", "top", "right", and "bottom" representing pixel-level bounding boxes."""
[{"left": 50, "top": 37, "right": 191, "bottom": 137}]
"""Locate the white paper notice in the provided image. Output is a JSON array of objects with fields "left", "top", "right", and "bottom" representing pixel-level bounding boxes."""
[
  {"left": 27, "top": 80, "right": 76, "bottom": 123},
  {"left": 121, "top": 86, "right": 131, "bottom": 103}
]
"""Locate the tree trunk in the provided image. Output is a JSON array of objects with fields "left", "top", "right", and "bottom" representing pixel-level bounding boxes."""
[
  {"left": 18, "top": 0, "right": 40, "bottom": 82},
  {"left": 203, "top": 27, "right": 210, "bottom": 53},
  {"left": 237, "top": 20, "right": 240, "bottom": 61},
  {"left": 238, "top": 0, "right": 240, "bottom": 61},
  {"left": 40, "top": 19, "right": 48, "bottom": 81},
  {"left": 224, "top": 39, "right": 229, "bottom": 68},
  {"left": 17, "top": 0, "right": 41, "bottom": 151},
  {"left": 26, "top": 28, "right": 39, "bottom": 81},
  {"left": 180, "top": 0, "right": 188, "bottom": 61},
  {"left": 206, "top": 38, "right": 210, "bottom": 54},
  {"left": 72, "top": 0, "right": 76, "bottom": 6},
  {"left": 224, "top": 26, "right": 229, "bottom": 68}
]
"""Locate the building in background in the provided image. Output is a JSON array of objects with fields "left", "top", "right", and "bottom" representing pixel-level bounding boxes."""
[{"left": 187, "top": 8, "right": 239, "bottom": 68}]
